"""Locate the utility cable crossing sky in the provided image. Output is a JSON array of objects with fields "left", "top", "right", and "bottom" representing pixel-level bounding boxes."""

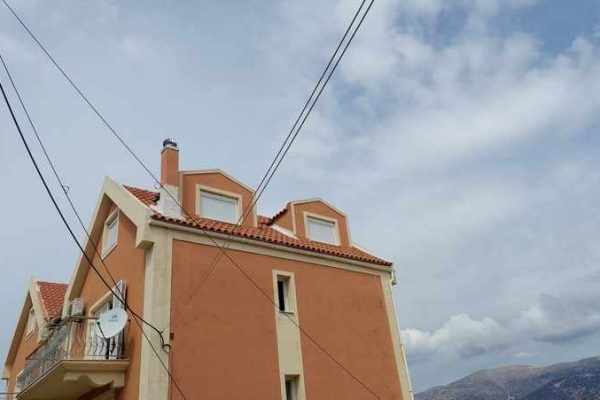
[{"left": 0, "top": 0, "right": 378, "bottom": 398}]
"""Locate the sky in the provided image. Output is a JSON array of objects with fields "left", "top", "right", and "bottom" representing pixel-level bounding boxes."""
[{"left": 1, "top": 0, "right": 600, "bottom": 393}]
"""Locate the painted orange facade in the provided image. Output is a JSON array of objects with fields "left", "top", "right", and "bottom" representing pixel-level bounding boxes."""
[{"left": 3, "top": 140, "right": 413, "bottom": 400}]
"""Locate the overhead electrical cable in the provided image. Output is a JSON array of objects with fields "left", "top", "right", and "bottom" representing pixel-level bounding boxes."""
[
  {"left": 0, "top": 69, "right": 190, "bottom": 400},
  {"left": 1, "top": 0, "right": 379, "bottom": 397},
  {"left": 0, "top": 51, "right": 168, "bottom": 348},
  {"left": 185, "top": 0, "right": 373, "bottom": 299}
]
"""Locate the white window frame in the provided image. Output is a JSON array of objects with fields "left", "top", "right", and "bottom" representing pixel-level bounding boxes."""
[
  {"left": 284, "top": 375, "right": 300, "bottom": 400},
  {"left": 274, "top": 271, "right": 297, "bottom": 315},
  {"left": 25, "top": 308, "right": 36, "bottom": 336},
  {"left": 196, "top": 185, "right": 242, "bottom": 224},
  {"left": 15, "top": 370, "right": 24, "bottom": 393},
  {"left": 85, "top": 281, "right": 126, "bottom": 360},
  {"left": 303, "top": 212, "right": 340, "bottom": 245},
  {"left": 101, "top": 210, "right": 119, "bottom": 259}
]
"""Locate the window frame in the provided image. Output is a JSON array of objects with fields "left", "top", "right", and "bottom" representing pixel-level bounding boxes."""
[
  {"left": 284, "top": 375, "right": 299, "bottom": 400},
  {"left": 101, "top": 209, "right": 119, "bottom": 259},
  {"left": 274, "top": 271, "right": 297, "bottom": 315},
  {"left": 196, "top": 185, "right": 242, "bottom": 224},
  {"left": 15, "top": 369, "right": 24, "bottom": 393},
  {"left": 303, "top": 212, "right": 340, "bottom": 245},
  {"left": 25, "top": 307, "right": 36, "bottom": 336},
  {"left": 85, "top": 281, "right": 126, "bottom": 360}
]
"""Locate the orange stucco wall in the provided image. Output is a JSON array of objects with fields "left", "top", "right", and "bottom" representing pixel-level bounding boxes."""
[
  {"left": 5, "top": 305, "right": 40, "bottom": 393},
  {"left": 293, "top": 201, "right": 351, "bottom": 246},
  {"left": 273, "top": 205, "right": 294, "bottom": 232},
  {"left": 180, "top": 172, "right": 256, "bottom": 227},
  {"left": 77, "top": 201, "right": 146, "bottom": 400},
  {"left": 169, "top": 239, "right": 403, "bottom": 399}
]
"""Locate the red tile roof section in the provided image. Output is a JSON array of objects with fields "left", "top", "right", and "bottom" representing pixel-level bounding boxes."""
[
  {"left": 124, "top": 185, "right": 159, "bottom": 206},
  {"left": 125, "top": 186, "right": 392, "bottom": 267},
  {"left": 37, "top": 281, "right": 68, "bottom": 320}
]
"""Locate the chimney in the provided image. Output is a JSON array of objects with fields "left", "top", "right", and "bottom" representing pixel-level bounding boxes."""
[
  {"left": 158, "top": 139, "right": 181, "bottom": 218},
  {"left": 161, "top": 138, "right": 179, "bottom": 186}
]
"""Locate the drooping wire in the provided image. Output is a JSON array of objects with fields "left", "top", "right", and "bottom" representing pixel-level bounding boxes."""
[
  {"left": 0, "top": 52, "right": 168, "bottom": 349},
  {"left": 190, "top": 0, "right": 372, "bottom": 296},
  {"left": 1, "top": 0, "right": 379, "bottom": 397},
  {"left": 0, "top": 72, "right": 190, "bottom": 400}
]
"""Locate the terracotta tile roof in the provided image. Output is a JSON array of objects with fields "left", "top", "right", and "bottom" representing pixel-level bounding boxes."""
[
  {"left": 37, "top": 281, "right": 68, "bottom": 320},
  {"left": 125, "top": 186, "right": 392, "bottom": 267},
  {"left": 124, "top": 185, "right": 160, "bottom": 206}
]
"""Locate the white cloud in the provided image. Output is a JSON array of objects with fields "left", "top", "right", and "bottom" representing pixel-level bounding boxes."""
[
  {"left": 402, "top": 314, "right": 509, "bottom": 361},
  {"left": 403, "top": 290, "right": 600, "bottom": 363}
]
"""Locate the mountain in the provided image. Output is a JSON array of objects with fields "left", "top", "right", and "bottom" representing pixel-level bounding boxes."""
[{"left": 416, "top": 356, "right": 600, "bottom": 400}]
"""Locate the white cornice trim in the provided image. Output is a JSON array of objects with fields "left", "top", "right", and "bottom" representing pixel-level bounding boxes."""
[
  {"left": 149, "top": 219, "right": 392, "bottom": 273},
  {"left": 61, "top": 177, "right": 153, "bottom": 317}
]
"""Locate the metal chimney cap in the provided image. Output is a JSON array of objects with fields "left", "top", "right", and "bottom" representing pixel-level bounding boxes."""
[{"left": 162, "top": 138, "right": 178, "bottom": 149}]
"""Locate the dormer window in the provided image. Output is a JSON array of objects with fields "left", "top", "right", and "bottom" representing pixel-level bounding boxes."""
[
  {"left": 306, "top": 215, "right": 338, "bottom": 245},
  {"left": 198, "top": 189, "right": 240, "bottom": 224}
]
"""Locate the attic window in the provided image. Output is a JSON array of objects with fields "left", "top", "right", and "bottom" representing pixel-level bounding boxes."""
[
  {"left": 306, "top": 216, "right": 338, "bottom": 245},
  {"left": 102, "top": 210, "right": 119, "bottom": 258},
  {"left": 198, "top": 189, "right": 239, "bottom": 224},
  {"left": 26, "top": 308, "right": 36, "bottom": 335}
]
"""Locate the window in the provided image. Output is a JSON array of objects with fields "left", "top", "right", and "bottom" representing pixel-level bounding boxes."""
[
  {"left": 199, "top": 189, "right": 239, "bottom": 223},
  {"left": 306, "top": 216, "right": 338, "bottom": 245},
  {"left": 26, "top": 308, "right": 36, "bottom": 335},
  {"left": 277, "top": 276, "right": 291, "bottom": 313},
  {"left": 15, "top": 370, "right": 24, "bottom": 393},
  {"left": 88, "top": 281, "right": 126, "bottom": 360},
  {"left": 102, "top": 211, "right": 119, "bottom": 257},
  {"left": 284, "top": 376, "right": 299, "bottom": 400}
]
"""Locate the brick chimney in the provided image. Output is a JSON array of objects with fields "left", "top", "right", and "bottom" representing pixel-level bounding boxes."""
[
  {"left": 161, "top": 138, "right": 179, "bottom": 186},
  {"left": 158, "top": 139, "right": 181, "bottom": 218}
]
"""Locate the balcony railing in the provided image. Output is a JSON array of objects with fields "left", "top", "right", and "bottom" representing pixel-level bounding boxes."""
[{"left": 16, "top": 318, "right": 126, "bottom": 392}]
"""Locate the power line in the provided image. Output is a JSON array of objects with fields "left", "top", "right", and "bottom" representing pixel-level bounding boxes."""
[
  {"left": 0, "top": 52, "right": 165, "bottom": 340},
  {"left": 0, "top": 72, "right": 190, "bottom": 400},
  {"left": 192, "top": 0, "right": 372, "bottom": 296},
  {"left": 0, "top": 50, "right": 172, "bottom": 353},
  {"left": 1, "top": 0, "right": 379, "bottom": 397}
]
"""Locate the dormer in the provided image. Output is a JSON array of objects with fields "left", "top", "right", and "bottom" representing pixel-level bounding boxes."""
[
  {"left": 271, "top": 199, "right": 351, "bottom": 247},
  {"left": 157, "top": 140, "right": 257, "bottom": 227},
  {"left": 180, "top": 169, "right": 257, "bottom": 227}
]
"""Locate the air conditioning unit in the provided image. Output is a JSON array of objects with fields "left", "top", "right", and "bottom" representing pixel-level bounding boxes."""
[{"left": 70, "top": 298, "right": 84, "bottom": 317}]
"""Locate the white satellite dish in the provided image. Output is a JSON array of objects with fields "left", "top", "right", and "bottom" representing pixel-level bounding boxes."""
[{"left": 97, "top": 308, "right": 128, "bottom": 338}]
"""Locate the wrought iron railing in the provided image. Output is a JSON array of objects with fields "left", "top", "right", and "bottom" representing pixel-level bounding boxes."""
[{"left": 16, "top": 318, "right": 126, "bottom": 392}]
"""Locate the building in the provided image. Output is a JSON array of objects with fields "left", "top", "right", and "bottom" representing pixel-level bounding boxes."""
[{"left": 2, "top": 140, "right": 413, "bottom": 400}]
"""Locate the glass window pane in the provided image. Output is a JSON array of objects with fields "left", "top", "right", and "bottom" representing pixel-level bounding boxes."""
[
  {"left": 306, "top": 217, "right": 337, "bottom": 244},
  {"left": 105, "top": 218, "right": 118, "bottom": 249},
  {"left": 200, "top": 191, "right": 238, "bottom": 223}
]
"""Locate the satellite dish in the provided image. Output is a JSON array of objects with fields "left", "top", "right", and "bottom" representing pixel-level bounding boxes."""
[{"left": 97, "top": 308, "right": 127, "bottom": 338}]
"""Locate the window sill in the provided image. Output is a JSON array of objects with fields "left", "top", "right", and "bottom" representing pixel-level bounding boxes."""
[{"left": 279, "top": 310, "right": 295, "bottom": 316}]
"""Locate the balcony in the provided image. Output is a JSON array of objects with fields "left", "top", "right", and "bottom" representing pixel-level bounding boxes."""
[{"left": 16, "top": 319, "right": 129, "bottom": 400}]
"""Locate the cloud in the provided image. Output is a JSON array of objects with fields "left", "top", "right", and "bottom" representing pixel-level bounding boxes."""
[
  {"left": 403, "top": 290, "right": 600, "bottom": 363},
  {"left": 518, "top": 294, "right": 600, "bottom": 344},
  {"left": 402, "top": 314, "right": 510, "bottom": 361}
]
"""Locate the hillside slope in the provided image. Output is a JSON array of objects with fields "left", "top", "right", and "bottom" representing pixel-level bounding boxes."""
[{"left": 416, "top": 356, "right": 600, "bottom": 400}]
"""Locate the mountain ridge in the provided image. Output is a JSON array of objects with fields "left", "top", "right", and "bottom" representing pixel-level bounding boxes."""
[{"left": 416, "top": 356, "right": 600, "bottom": 400}]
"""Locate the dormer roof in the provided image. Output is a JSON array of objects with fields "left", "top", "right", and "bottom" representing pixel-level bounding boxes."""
[{"left": 124, "top": 186, "right": 392, "bottom": 267}]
